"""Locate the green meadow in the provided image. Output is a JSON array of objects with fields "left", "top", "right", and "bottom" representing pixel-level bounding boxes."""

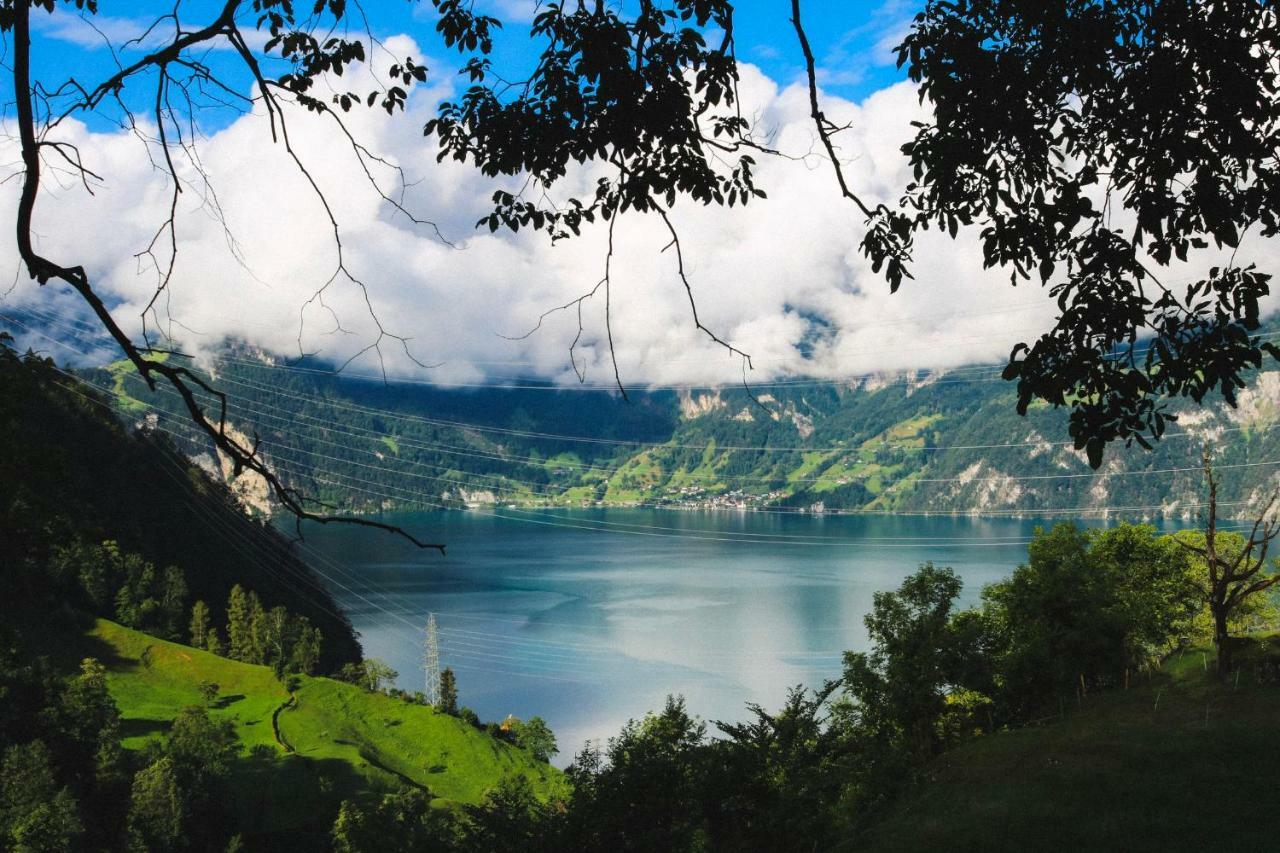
[{"left": 61, "top": 619, "right": 563, "bottom": 837}]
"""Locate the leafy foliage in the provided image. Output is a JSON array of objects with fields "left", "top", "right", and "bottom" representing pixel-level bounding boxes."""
[
  {"left": 1, "top": 740, "right": 82, "bottom": 852},
  {"left": 332, "top": 788, "right": 458, "bottom": 853},
  {"left": 706, "top": 683, "right": 855, "bottom": 851},
  {"left": 896, "top": 0, "right": 1280, "bottom": 464},
  {"left": 336, "top": 658, "right": 400, "bottom": 694},
  {"left": 425, "top": 0, "right": 763, "bottom": 240},
  {"left": 125, "top": 758, "right": 184, "bottom": 853},
  {"left": 562, "top": 697, "right": 708, "bottom": 852},
  {"left": 438, "top": 666, "right": 459, "bottom": 716},
  {"left": 979, "top": 524, "right": 1203, "bottom": 717},
  {"left": 223, "top": 584, "right": 323, "bottom": 676},
  {"left": 507, "top": 716, "right": 557, "bottom": 764},
  {"left": 843, "top": 563, "right": 973, "bottom": 763}
]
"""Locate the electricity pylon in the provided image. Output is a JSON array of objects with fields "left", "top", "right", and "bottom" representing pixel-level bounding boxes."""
[{"left": 423, "top": 612, "right": 440, "bottom": 707}]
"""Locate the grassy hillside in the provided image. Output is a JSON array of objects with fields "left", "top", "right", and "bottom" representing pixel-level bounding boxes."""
[
  {"left": 853, "top": 639, "right": 1280, "bottom": 853},
  {"left": 66, "top": 618, "right": 563, "bottom": 838}
]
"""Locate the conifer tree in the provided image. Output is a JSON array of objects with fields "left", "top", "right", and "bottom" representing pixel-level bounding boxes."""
[
  {"left": 291, "top": 623, "right": 323, "bottom": 676},
  {"left": 225, "top": 586, "right": 252, "bottom": 662},
  {"left": 188, "top": 602, "right": 211, "bottom": 650},
  {"left": 245, "top": 592, "right": 266, "bottom": 665},
  {"left": 204, "top": 628, "right": 225, "bottom": 658},
  {"left": 159, "top": 567, "right": 187, "bottom": 641},
  {"left": 438, "top": 668, "right": 459, "bottom": 716}
]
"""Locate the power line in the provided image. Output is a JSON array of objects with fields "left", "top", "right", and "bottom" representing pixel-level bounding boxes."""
[
  {"left": 44, "top": 353, "right": 1253, "bottom": 537},
  {"left": 11, "top": 306, "right": 1277, "bottom": 459},
  {"left": 14, "top": 314, "right": 1273, "bottom": 534},
  {"left": 121, "top": 385, "right": 1276, "bottom": 513},
  {"left": 30, "top": 345, "right": 1222, "bottom": 534},
  {"left": 43, "top": 337, "right": 1254, "bottom": 498},
  {"left": 189, "top": 353, "right": 1280, "bottom": 454},
  {"left": 32, "top": 350, "right": 1270, "bottom": 689}
]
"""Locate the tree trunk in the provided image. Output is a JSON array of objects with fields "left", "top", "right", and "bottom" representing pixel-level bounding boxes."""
[{"left": 1213, "top": 604, "right": 1231, "bottom": 678}]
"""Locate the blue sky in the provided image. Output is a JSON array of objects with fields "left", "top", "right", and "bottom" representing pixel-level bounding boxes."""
[{"left": 26, "top": 0, "right": 913, "bottom": 129}]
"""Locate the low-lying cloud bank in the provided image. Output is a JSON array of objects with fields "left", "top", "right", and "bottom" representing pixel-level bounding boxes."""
[{"left": 3, "top": 34, "right": 1271, "bottom": 389}]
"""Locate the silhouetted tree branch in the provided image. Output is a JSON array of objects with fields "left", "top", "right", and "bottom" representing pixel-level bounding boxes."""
[{"left": 7, "top": 0, "right": 446, "bottom": 550}]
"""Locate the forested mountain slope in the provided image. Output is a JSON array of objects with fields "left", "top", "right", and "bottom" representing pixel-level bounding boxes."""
[
  {"left": 1, "top": 338, "right": 361, "bottom": 669},
  {"left": 83, "top": 338, "right": 1280, "bottom": 523}
]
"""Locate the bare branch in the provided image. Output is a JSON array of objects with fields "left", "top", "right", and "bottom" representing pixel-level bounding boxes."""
[
  {"left": 10, "top": 1, "right": 443, "bottom": 551},
  {"left": 790, "top": 0, "right": 875, "bottom": 219}
]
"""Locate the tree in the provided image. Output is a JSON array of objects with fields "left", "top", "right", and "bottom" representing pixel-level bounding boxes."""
[
  {"left": 198, "top": 682, "right": 220, "bottom": 707},
  {"left": 189, "top": 601, "right": 211, "bottom": 650},
  {"left": 982, "top": 526, "right": 1131, "bottom": 714},
  {"left": 460, "top": 775, "right": 557, "bottom": 853},
  {"left": 362, "top": 659, "right": 399, "bottom": 694},
  {"left": 332, "top": 789, "right": 459, "bottom": 853},
  {"left": 245, "top": 591, "right": 267, "bottom": 665},
  {"left": 125, "top": 758, "right": 184, "bottom": 853},
  {"left": 339, "top": 659, "right": 399, "bottom": 693},
  {"left": 165, "top": 706, "right": 238, "bottom": 783},
  {"left": 290, "top": 622, "right": 323, "bottom": 677},
  {"left": 437, "top": 667, "right": 459, "bottom": 716},
  {"left": 45, "top": 658, "right": 123, "bottom": 794},
  {"left": 561, "top": 696, "right": 707, "bottom": 852},
  {"left": 225, "top": 586, "right": 253, "bottom": 663},
  {"left": 706, "top": 683, "right": 852, "bottom": 852},
  {"left": 872, "top": 0, "right": 1280, "bottom": 464},
  {"left": 112, "top": 549, "right": 159, "bottom": 631},
  {"left": 1176, "top": 456, "right": 1280, "bottom": 675},
  {"left": 0, "top": 646, "right": 125, "bottom": 849},
  {"left": 159, "top": 707, "right": 237, "bottom": 850},
  {"left": 50, "top": 541, "right": 110, "bottom": 612},
  {"left": 204, "top": 628, "right": 226, "bottom": 658},
  {"left": 843, "top": 563, "right": 975, "bottom": 764},
  {"left": 257, "top": 606, "right": 291, "bottom": 675},
  {"left": 0, "top": 741, "right": 81, "bottom": 853},
  {"left": 512, "top": 716, "right": 558, "bottom": 764},
  {"left": 1090, "top": 524, "right": 1200, "bottom": 666},
  {"left": 158, "top": 566, "right": 188, "bottom": 642}
]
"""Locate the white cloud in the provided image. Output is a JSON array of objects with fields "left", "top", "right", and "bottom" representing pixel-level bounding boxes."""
[
  {"left": 31, "top": 8, "right": 163, "bottom": 51},
  {"left": 31, "top": 6, "right": 270, "bottom": 53},
  {"left": 2, "top": 36, "right": 1267, "bottom": 391}
]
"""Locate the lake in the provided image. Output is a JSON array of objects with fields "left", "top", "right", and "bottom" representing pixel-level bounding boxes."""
[{"left": 300, "top": 509, "right": 1137, "bottom": 765}]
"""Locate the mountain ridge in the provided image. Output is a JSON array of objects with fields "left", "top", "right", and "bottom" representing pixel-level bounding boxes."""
[{"left": 76, "top": 341, "right": 1280, "bottom": 525}]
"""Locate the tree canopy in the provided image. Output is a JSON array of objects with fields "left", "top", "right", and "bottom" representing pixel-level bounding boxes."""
[{"left": 893, "top": 0, "right": 1280, "bottom": 464}]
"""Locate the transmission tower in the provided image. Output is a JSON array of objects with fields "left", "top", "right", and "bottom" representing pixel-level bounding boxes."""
[{"left": 423, "top": 613, "right": 440, "bottom": 707}]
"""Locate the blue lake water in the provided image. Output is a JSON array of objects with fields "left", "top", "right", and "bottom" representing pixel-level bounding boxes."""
[{"left": 300, "top": 509, "right": 1164, "bottom": 765}]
